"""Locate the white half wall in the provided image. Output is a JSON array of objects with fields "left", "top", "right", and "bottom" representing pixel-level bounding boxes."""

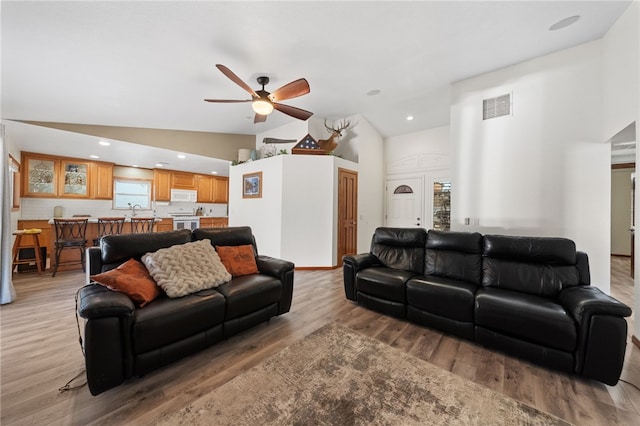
[{"left": 451, "top": 40, "right": 610, "bottom": 292}]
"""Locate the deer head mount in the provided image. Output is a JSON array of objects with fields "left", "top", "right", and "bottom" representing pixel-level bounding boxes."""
[{"left": 317, "top": 119, "right": 352, "bottom": 153}]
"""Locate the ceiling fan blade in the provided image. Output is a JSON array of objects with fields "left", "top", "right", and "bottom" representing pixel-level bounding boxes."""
[
  {"left": 273, "top": 103, "right": 313, "bottom": 121},
  {"left": 216, "top": 64, "right": 258, "bottom": 98},
  {"left": 204, "top": 99, "right": 251, "bottom": 103},
  {"left": 269, "top": 78, "right": 310, "bottom": 102},
  {"left": 254, "top": 113, "right": 267, "bottom": 124}
]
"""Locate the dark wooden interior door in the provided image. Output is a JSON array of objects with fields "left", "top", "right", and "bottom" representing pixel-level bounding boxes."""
[{"left": 338, "top": 168, "right": 358, "bottom": 265}]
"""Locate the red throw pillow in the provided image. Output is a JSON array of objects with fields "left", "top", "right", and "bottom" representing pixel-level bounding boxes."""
[
  {"left": 215, "top": 245, "right": 259, "bottom": 277},
  {"left": 91, "top": 258, "right": 162, "bottom": 307}
]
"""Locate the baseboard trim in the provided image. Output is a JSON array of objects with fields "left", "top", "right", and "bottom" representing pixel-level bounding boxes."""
[
  {"left": 633, "top": 335, "right": 640, "bottom": 349},
  {"left": 295, "top": 265, "right": 340, "bottom": 271}
]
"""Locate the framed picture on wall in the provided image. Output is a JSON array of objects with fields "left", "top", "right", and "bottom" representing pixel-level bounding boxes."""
[{"left": 243, "top": 172, "right": 262, "bottom": 199}]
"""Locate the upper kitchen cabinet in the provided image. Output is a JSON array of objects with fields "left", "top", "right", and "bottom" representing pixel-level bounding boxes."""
[
  {"left": 21, "top": 152, "right": 113, "bottom": 199},
  {"left": 22, "top": 152, "right": 59, "bottom": 197},
  {"left": 154, "top": 169, "right": 171, "bottom": 201},
  {"left": 60, "top": 160, "right": 90, "bottom": 198},
  {"left": 171, "top": 171, "right": 197, "bottom": 190},
  {"left": 196, "top": 175, "right": 215, "bottom": 203},
  {"left": 91, "top": 162, "right": 114, "bottom": 199},
  {"left": 214, "top": 177, "right": 229, "bottom": 203}
]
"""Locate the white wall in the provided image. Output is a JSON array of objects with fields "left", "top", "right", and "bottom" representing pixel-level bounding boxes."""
[
  {"left": 602, "top": 1, "right": 639, "bottom": 339},
  {"left": 228, "top": 156, "right": 284, "bottom": 258},
  {"left": 385, "top": 125, "right": 450, "bottom": 166},
  {"left": 451, "top": 40, "right": 610, "bottom": 292}
]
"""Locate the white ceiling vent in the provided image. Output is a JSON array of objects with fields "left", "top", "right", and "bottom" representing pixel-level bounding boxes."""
[{"left": 483, "top": 93, "right": 511, "bottom": 120}]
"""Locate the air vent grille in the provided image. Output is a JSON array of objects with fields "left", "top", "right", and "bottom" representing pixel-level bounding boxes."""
[{"left": 483, "top": 93, "right": 511, "bottom": 120}]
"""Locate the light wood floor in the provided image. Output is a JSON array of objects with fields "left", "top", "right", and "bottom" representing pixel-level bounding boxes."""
[{"left": 1, "top": 257, "right": 639, "bottom": 425}]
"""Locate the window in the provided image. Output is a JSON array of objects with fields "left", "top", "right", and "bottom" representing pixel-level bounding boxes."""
[{"left": 113, "top": 178, "right": 151, "bottom": 210}]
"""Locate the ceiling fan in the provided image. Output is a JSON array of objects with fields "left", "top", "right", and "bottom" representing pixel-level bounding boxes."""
[{"left": 205, "top": 64, "right": 313, "bottom": 124}]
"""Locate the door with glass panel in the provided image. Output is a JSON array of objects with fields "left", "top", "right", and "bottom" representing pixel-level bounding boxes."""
[{"left": 386, "top": 178, "right": 423, "bottom": 227}]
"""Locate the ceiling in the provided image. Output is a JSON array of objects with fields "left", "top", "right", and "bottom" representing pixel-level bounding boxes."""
[{"left": 1, "top": 1, "right": 633, "bottom": 171}]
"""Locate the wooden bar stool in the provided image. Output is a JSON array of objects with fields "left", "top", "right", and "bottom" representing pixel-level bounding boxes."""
[
  {"left": 12, "top": 229, "right": 44, "bottom": 274},
  {"left": 52, "top": 218, "right": 88, "bottom": 277},
  {"left": 93, "top": 217, "right": 126, "bottom": 246},
  {"left": 130, "top": 217, "right": 155, "bottom": 234}
]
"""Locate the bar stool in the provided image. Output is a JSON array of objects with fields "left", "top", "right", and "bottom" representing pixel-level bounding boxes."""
[
  {"left": 93, "top": 217, "right": 126, "bottom": 246},
  {"left": 130, "top": 217, "right": 155, "bottom": 233},
  {"left": 52, "top": 218, "right": 88, "bottom": 277},
  {"left": 12, "top": 229, "right": 44, "bottom": 274}
]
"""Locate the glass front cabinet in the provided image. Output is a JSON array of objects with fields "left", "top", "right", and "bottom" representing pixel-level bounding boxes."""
[
  {"left": 23, "top": 154, "right": 59, "bottom": 197},
  {"left": 21, "top": 153, "right": 92, "bottom": 198},
  {"left": 60, "top": 160, "right": 90, "bottom": 197}
]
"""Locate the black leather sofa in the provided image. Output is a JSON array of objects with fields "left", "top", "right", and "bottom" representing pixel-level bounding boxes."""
[
  {"left": 79, "top": 227, "right": 294, "bottom": 395},
  {"left": 343, "top": 227, "right": 632, "bottom": 385}
]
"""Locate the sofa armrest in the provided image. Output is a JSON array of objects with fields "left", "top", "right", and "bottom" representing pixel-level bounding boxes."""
[
  {"left": 343, "top": 253, "right": 380, "bottom": 301},
  {"left": 78, "top": 284, "right": 135, "bottom": 319},
  {"left": 77, "top": 284, "right": 135, "bottom": 395},
  {"left": 86, "top": 247, "right": 103, "bottom": 284},
  {"left": 256, "top": 255, "right": 295, "bottom": 315},
  {"left": 343, "top": 253, "right": 380, "bottom": 271},
  {"left": 560, "top": 286, "right": 631, "bottom": 322},
  {"left": 559, "top": 285, "right": 632, "bottom": 385}
]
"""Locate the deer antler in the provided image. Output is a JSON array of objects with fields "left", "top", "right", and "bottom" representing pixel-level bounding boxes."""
[{"left": 324, "top": 119, "right": 352, "bottom": 135}]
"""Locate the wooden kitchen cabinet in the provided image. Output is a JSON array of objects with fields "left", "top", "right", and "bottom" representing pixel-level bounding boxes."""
[
  {"left": 21, "top": 153, "right": 59, "bottom": 197},
  {"left": 155, "top": 218, "right": 173, "bottom": 232},
  {"left": 91, "top": 162, "right": 114, "bottom": 199},
  {"left": 171, "top": 171, "right": 197, "bottom": 190},
  {"left": 59, "top": 160, "right": 90, "bottom": 198},
  {"left": 199, "top": 217, "right": 228, "bottom": 228},
  {"left": 214, "top": 177, "right": 229, "bottom": 203},
  {"left": 196, "top": 175, "right": 215, "bottom": 203},
  {"left": 154, "top": 169, "right": 171, "bottom": 201}
]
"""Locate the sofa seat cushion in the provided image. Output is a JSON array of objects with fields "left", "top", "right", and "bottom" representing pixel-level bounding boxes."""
[
  {"left": 133, "top": 289, "right": 226, "bottom": 355},
  {"left": 475, "top": 287, "right": 577, "bottom": 352},
  {"left": 406, "top": 275, "right": 477, "bottom": 322},
  {"left": 216, "top": 274, "right": 282, "bottom": 320},
  {"left": 356, "top": 267, "right": 417, "bottom": 303}
]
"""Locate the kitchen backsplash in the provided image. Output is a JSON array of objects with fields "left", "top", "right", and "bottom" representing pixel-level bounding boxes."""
[{"left": 20, "top": 198, "right": 228, "bottom": 220}]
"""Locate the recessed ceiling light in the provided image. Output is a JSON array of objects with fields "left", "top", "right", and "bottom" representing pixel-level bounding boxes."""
[
  {"left": 211, "top": 171, "right": 218, "bottom": 174},
  {"left": 367, "top": 89, "right": 381, "bottom": 96},
  {"left": 90, "top": 155, "right": 100, "bottom": 159},
  {"left": 406, "top": 115, "right": 414, "bottom": 121},
  {"left": 155, "top": 163, "right": 163, "bottom": 167},
  {"left": 549, "top": 15, "right": 580, "bottom": 31},
  {"left": 99, "top": 140, "right": 111, "bottom": 146},
  {"left": 177, "top": 154, "right": 186, "bottom": 159},
  {"left": 132, "top": 164, "right": 139, "bottom": 168}
]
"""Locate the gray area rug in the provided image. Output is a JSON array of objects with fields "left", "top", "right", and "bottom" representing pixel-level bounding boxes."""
[{"left": 159, "top": 323, "right": 571, "bottom": 425}]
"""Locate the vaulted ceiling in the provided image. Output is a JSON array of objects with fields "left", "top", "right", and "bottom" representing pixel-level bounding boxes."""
[{"left": 2, "top": 1, "right": 631, "bottom": 140}]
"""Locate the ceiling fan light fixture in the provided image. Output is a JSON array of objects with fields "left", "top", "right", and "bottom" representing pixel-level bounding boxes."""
[{"left": 252, "top": 98, "right": 274, "bottom": 115}]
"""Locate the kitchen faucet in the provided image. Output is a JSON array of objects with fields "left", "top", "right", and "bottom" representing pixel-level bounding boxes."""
[{"left": 128, "top": 203, "right": 142, "bottom": 216}]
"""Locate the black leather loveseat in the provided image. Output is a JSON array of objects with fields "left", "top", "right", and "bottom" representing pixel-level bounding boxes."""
[
  {"left": 79, "top": 227, "right": 294, "bottom": 395},
  {"left": 343, "top": 227, "right": 632, "bottom": 385}
]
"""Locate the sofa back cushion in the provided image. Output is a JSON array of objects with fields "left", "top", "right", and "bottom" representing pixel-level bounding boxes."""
[
  {"left": 482, "top": 235, "right": 580, "bottom": 297},
  {"left": 100, "top": 229, "right": 193, "bottom": 271},
  {"left": 370, "top": 227, "right": 427, "bottom": 275},
  {"left": 193, "top": 226, "right": 257, "bottom": 251},
  {"left": 425, "top": 230, "right": 483, "bottom": 285}
]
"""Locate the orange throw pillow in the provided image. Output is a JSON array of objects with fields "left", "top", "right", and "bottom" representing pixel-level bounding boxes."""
[
  {"left": 91, "top": 258, "right": 162, "bottom": 307},
  {"left": 215, "top": 245, "right": 259, "bottom": 277}
]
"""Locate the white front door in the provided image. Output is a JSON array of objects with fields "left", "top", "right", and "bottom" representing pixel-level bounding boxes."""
[{"left": 386, "top": 178, "right": 423, "bottom": 228}]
